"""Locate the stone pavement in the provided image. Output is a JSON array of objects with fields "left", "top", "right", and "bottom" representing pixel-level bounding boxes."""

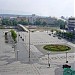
[{"left": 0, "top": 29, "right": 75, "bottom": 75}]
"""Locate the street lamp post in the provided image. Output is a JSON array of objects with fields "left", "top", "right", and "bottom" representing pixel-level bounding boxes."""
[
  {"left": 17, "top": 50, "right": 19, "bottom": 61},
  {"left": 25, "top": 36, "right": 26, "bottom": 44},
  {"left": 23, "top": 33, "right": 24, "bottom": 41},
  {"left": 18, "top": 32, "right": 19, "bottom": 41},
  {"left": 29, "top": 29, "right": 30, "bottom": 62},
  {"left": 47, "top": 25, "right": 48, "bottom": 33},
  {"left": 47, "top": 52, "right": 50, "bottom": 67},
  {"left": 14, "top": 43, "right": 16, "bottom": 51},
  {"left": 66, "top": 51, "right": 68, "bottom": 63}
]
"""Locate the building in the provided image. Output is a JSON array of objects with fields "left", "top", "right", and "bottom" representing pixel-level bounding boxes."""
[
  {"left": 0, "top": 17, "right": 2, "bottom": 25},
  {"left": 16, "top": 17, "right": 28, "bottom": 22},
  {"left": 67, "top": 17, "right": 75, "bottom": 33},
  {"left": 36, "top": 17, "right": 57, "bottom": 25},
  {"left": 28, "top": 14, "right": 37, "bottom": 24}
]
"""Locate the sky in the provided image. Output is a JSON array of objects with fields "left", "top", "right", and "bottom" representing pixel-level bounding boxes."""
[{"left": 0, "top": 0, "right": 74, "bottom": 17}]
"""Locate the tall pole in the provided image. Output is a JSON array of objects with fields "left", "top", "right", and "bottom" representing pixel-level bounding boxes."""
[
  {"left": 18, "top": 32, "right": 19, "bottom": 41},
  {"left": 17, "top": 50, "right": 19, "bottom": 61},
  {"left": 47, "top": 25, "right": 48, "bottom": 33},
  {"left": 14, "top": 43, "right": 16, "bottom": 51},
  {"left": 47, "top": 52, "right": 50, "bottom": 67},
  {"left": 29, "top": 29, "right": 30, "bottom": 62},
  {"left": 25, "top": 36, "right": 26, "bottom": 44},
  {"left": 48, "top": 53, "right": 49, "bottom": 65},
  {"left": 66, "top": 51, "right": 68, "bottom": 63}
]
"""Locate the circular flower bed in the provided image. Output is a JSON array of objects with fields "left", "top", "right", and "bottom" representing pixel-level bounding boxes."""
[{"left": 43, "top": 44, "right": 71, "bottom": 52}]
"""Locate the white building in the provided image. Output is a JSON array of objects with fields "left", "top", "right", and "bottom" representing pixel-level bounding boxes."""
[{"left": 67, "top": 17, "right": 75, "bottom": 33}]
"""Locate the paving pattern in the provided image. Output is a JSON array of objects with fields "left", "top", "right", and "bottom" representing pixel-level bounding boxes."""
[{"left": 0, "top": 29, "right": 75, "bottom": 75}]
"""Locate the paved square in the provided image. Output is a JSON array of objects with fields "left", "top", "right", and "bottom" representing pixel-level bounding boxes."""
[{"left": 0, "top": 29, "right": 75, "bottom": 75}]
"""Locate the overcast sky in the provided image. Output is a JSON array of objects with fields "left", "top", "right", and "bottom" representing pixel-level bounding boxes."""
[{"left": 0, "top": 0, "right": 74, "bottom": 17}]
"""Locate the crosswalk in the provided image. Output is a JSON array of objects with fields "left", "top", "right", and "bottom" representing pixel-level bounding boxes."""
[{"left": 40, "top": 53, "right": 75, "bottom": 63}]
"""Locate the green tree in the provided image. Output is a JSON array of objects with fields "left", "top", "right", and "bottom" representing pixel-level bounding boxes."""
[
  {"left": 10, "top": 30, "right": 17, "bottom": 42},
  {"left": 2, "top": 18, "right": 9, "bottom": 25},
  {"left": 42, "top": 21, "right": 47, "bottom": 26},
  {"left": 34, "top": 20, "right": 41, "bottom": 25},
  {"left": 18, "top": 20, "right": 28, "bottom": 25},
  {"left": 66, "top": 32, "right": 74, "bottom": 41},
  {"left": 58, "top": 19, "right": 65, "bottom": 25},
  {"left": 1, "top": 18, "right": 17, "bottom": 26},
  {"left": 12, "top": 19, "right": 18, "bottom": 26},
  {"left": 60, "top": 24, "right": 65, "bottom": 29},
  {"left": 51, "top": 29, "right": 54, "bottom": 34}
]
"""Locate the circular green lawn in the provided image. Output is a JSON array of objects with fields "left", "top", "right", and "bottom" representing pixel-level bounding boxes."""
[{"left": 43, "top": 44, "right": 71, "bottom": 52}]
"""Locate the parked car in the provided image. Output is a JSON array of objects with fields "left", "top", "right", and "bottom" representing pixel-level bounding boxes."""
[
  {"left": 53, "top": 35, "right": 56, "bottom": 37},
  {"left": 58, "top": 37, "right": 61, "bottom": 39},
  {"left": 49, "top": 34, "right": 51, "bottom": 36}
]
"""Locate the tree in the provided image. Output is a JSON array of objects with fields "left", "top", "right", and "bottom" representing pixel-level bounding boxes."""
[
  {"left": 12, "top": 19, "right": 18, "bottom": 26},
  {"left": 56, "top": 30, "right": 62, "bottom": 36},
  {"left": 51, "top": 29, "right": 54, "bottom": 34},
  {"left": 66, "top": 32, "right": 74, "bottom": 41},
  {"left": 2, "top": 18, "right": 9, "bottom": 25},
  {"left": 10, "top": 30, "right": 17, "bottom": 42},
  {"left": 60, "top": 24, "right": 65, "bottom": 29},
  {"left": 1, "top": 18, "right": 17, "bottom": 26},
  {"left": 34, "top": 20, "right": 41, "bottom": 25},
  {"left": 18, "top": 20, "right": 28, "bottom": 25},
  {"left": 42, "top": 21, "right": 47, "bottom": 26}
]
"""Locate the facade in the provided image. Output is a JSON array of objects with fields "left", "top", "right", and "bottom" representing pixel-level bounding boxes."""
[
  {"left": 67, "top": 17, "right": 75, "bottom": 33},
  {"left": 0, "top": 17, "right": 2, "bottom": 25},
  {"left": 36, "top": 17, "right": 57, "bottom": 25},
  {"left": 28, "top": 14, "right": 37, "bottom": 24},
  {"left": 17, "top": 14, "right": 57, "bottom": 25},
  {"left": 16, "top": 17, "right": 28, "bottom": 22}
]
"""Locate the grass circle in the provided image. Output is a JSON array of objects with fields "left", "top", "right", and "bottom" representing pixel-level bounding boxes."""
[{"left": 43, "top": 44, "right": 71, "bottom": 52}]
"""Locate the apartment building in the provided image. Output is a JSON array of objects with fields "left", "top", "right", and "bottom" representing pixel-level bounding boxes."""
[
  {"left": 36, "top": 17, "right": 57, "bottom": 25},
  {"left": 67, "top": 17, "right": 75, "bottom": 33}
]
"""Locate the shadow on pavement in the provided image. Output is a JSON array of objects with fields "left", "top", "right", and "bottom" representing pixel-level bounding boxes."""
[{"left": 55, "top": 67, "right": 63, "bottom": 75}]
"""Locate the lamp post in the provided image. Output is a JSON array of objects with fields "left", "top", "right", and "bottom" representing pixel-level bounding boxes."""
[
  {"left": 47, "top": 52, "right": 50, "bottom": 67},
  {"left": 14, "top": 43, "right": 16, "bottom": 51},
  {"left": 17, "top": 50, "right": 19, "bottom": 61},
  {"left": 18, "top": 32, "right": 19, "bottom": 41},
  {"left": 25, "top": 36, "right": 26, "bottom": 44},
  {"left": 66, "top": 51, "right": 68, "bottom": 63},
  {"left": 29, "top": 29, "right": 30, "bottom": 62},
  {"left": 47, "top": 25, "right": 48, "bottom": 33}
]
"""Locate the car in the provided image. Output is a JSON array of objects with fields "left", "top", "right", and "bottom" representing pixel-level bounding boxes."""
[
  {"left": 53, "top": 35, "right": 56, "bottom": 37},
  {"left": 49, "top": 34, "right": 51, "bottom": 36},
  {"left": 58, "top": 37, "right": 61, "bottom": 39},
  {"left": 22, "top": 39, "right": 24, "bottom": 41}
]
